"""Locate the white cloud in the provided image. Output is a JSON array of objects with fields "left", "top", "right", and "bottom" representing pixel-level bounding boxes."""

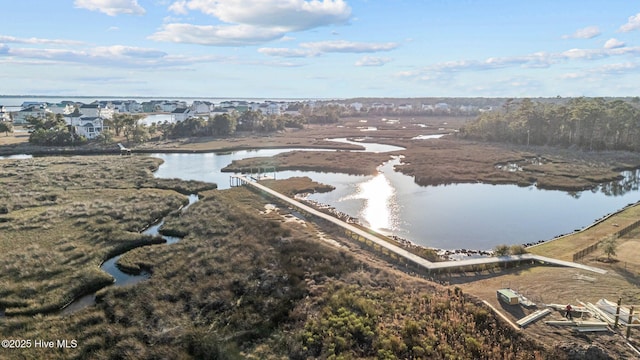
[
  {"left": 562, "top": 26, "right": 601, "bottom": 39},
  {"left": 301, "top": 40, "right": 397, "bottom": 53},
  {"left": 561, "top": 48, "right": 607, "bottom": 60},
  {"left": 258, "top": 47, "right": 314, "bottom": 57},
  {"left": 168, "top": 0, "right": 189, "bottom": 15},
  {"left": 171, "top": 0, "right": 351, "bottom": 30},
  {"left": 397, "top": 44, "right": 640, "bottom": 84},
  {"left": 594, "top": 62, "right": 640, "bottom": 74},
  {"left": 0, "top": 44, "right": 213, "bottom": 68},
  {"left": 559, "top": 72, "right": 585, "bottom": 80},
  {"left": 604, "top": 38, "right": 625, "bottom": 49},
  {"left": 0, "top": 35, "right": 85, "bottom": 46},
  {"left": 259, "top": 40, "right": 398, "bottom": 58},
  {"left": 158, "top": 0, "right": 351, "bottom": 45},
  {"left": 619, "top": 13, "right": 640, "bottom": 32},
  {"left": 149, "top": 23, "right": 285, "bottom": 46},
  {"left": 74, "top": 0, "right": 145, "bottom": 16},
  {"left": 355, "top": 56, "right": 392, "bottom": 67}
]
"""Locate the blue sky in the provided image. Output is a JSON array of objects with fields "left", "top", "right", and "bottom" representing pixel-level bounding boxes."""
[{"left": 1, "top": 0, "right": 640, "bottom": 98}]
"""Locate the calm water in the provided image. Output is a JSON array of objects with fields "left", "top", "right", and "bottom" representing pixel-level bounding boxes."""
[{"left": 150, "top": 145, "right": 640, "bottom": 251}]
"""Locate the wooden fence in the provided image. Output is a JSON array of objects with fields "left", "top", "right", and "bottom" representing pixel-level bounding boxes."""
[{"left": 573, "top": 218, "right": 640, "bottom": 262}]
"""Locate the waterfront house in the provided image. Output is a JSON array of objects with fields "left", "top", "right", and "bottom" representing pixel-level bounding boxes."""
[
  {"left": 76, "top": 117, "right": 106, "bottom": 139},
  {"left": 63, "top": 109, "right": 106, "bottom": 139},
  {"left": 171, "top": 107, "right": 192, "bottom": 122},
  {"left": 191, "top": 101, "right": 214, "bottom": 114}
]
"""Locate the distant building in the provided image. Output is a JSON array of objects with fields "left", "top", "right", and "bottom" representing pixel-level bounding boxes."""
[
  {"left": 191, "top": 101, "right": 214, "bottom": 114},
  {"left": 0, "top": 105, "right": 10, "bottom": 121},
  {"left": 397, "top": 103, "right": 413, "bottom": 111},
  {"left": 13, "top": 105, "right": 47, "bottom": 124},
  {"left": 171, "top": 107, "right": 192, "bottom": 122},
  {"left": 63, "top": 109, "right": 106, "bottom": 139}
]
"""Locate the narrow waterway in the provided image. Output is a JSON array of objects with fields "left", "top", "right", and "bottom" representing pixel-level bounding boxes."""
[{"left": 59, "top": 194, "right": 199, "bottom": 315}]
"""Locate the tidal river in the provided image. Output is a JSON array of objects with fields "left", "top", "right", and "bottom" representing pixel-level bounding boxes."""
[{"left": 150, "top": 138, "right": 640, "bottom": 251}]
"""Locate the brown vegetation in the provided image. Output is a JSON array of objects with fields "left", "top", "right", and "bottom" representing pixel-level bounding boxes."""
[
  {"left": 0, "top": 156, "right": 214, "bottom": 315},
  {"left": 395, "top": 138, "right": 640, "bottom": 191},
  {"left": 258, "top": 176, "right": 335, "bottom": 196},
  {"left": 222, "top": 150, "right": 395, "bottom": 175}
]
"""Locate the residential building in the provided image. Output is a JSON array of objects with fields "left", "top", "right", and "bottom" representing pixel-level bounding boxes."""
[
  {"left": 171, "top": 107, "right": 192, "bottom": 122},
  {"left": 63, "top": 109, "right": 106, "bottom": 139},
  {"left": 191, "top": 101, "right": 214, "bottom": 114},
  {"left": 397, "top": 103, "right": 413, "bottom": 111},
  {"left": 12, "top": 105, "right": 47, "bottom": 124}
]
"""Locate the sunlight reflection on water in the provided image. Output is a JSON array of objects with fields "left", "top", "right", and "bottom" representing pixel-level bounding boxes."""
[{"left": 340, "top": 162, "right": 400, "bottom": 232}]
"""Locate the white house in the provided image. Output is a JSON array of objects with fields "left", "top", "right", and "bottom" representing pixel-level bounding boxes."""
[
  {"left": 63, "top": 109, "right": 83, "bottom": 130},
  {"left": 0, "top": 105, "right": 10, "bottom": 122},
  {"left": 397, "top": 103, "right": 413, "bottom": 111},
  {"left": 76, "top": 117, "right": 106, "bottom": 139},
  {"left": 191, "top": 101, "right": 213, "bottom": 114},
  {"left": 63, "top": 109, "right": 106, "bottom": 139},
  {"left": 171, "top": 107, "right": 192, "bottom": 122}
]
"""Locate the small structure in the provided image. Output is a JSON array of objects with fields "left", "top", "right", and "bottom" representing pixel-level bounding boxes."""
[{"left": 497, "top": 289, "right": 519, "bottom": 305}]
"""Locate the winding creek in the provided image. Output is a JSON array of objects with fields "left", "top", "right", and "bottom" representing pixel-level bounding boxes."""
[{"left": 59, "top": 194, "right": 199, "bottom": 315}]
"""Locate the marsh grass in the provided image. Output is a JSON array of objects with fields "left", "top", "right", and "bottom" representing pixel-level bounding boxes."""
[
  {"left": 0, "top": 156, "right": 208, "bottom": 314},
  {"left": 397, "top": 139, "right": 640, "bottom": 191},
  {"left": 222, "top": 150, "right": 394, "bottom": 175}
]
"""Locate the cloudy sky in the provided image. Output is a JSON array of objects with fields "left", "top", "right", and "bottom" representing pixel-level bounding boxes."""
[{"left": 2, "top": 0, "right": 640, "bottom": 98}]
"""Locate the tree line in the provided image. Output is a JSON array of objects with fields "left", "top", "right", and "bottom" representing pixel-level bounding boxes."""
[
  {"left": 459, "top": 97, "right": 640, "bottom": 151},
  {"left": 20, "top": 107, "right": 339, "bottom": 146}
]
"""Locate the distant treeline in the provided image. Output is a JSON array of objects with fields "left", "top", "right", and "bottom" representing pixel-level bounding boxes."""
[
  {"left": 460, "top": 97, "right": 640, "bottom": 151},
  {"left": 163, "top": 109, "right": 338, "bottom": 139}
]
